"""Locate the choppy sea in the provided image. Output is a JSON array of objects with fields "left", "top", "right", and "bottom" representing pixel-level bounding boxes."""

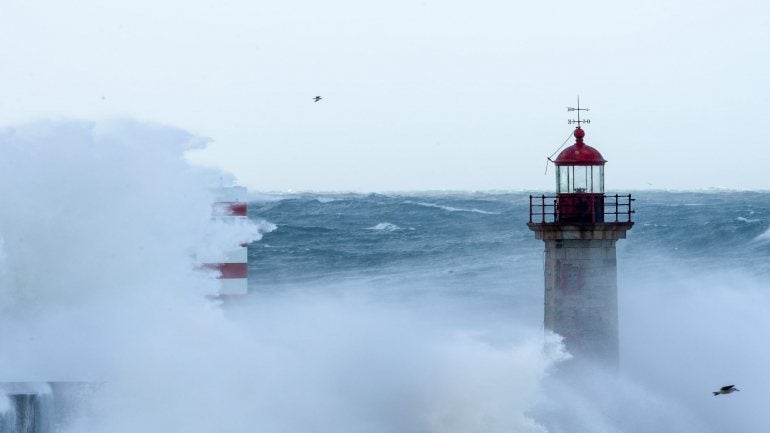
[
  {"left": 246, "top": 191, "right": 770, "bottom": 432},
  {"left": 249, "top": 191, "right": 770, "bottom": 290}
]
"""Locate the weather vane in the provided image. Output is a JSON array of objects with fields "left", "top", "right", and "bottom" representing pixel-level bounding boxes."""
[{"left": 567, "top": 96, "right": 590, "bottom": 127}]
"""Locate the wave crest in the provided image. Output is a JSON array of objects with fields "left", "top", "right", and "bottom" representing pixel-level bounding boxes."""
[
  {"left": 405, "top": 201, "right": 500, "bottom": 215},
  {"left": 369, "top": 222, "right": 400, "bottom": 232},
  {"left": 737, "top": 216, "right": 761, "bottom": 223},
  {"left": 753, "top": 227, "right": 770, "bottom": 243}
]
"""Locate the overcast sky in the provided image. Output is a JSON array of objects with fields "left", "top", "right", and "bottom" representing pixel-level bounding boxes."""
[{"left": 1, "top": 0, "right": 768, "bottom": 191}]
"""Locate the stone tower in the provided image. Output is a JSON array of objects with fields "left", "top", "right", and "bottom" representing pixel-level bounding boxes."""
[{"left": 528, "top": 121, "right": 633, "bottom": 368}]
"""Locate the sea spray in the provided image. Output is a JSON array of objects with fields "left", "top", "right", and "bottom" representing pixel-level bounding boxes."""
[
  {"left": 0, "top": 119, "right": 265, "bottom": 430},
  {"left": 0, "top": 119, "right": 566, "bottom": 433},
  {"left": 619, "top": 265, "right": 770, "bottom": 433},
  {"left": 0, "top": 392, "right": 9, "bottom": 415},
  {"left": 0, "top": 391, "right": 10, "bottom": 433},
  {"left": 48, "top": 291, "right": 568, "bottom": 433},
  {"left": 3, "top": 119, "right": 762, "bottom": 432},
  {"left": 217, "top": 293, "right": 568, "bottom": 433}
]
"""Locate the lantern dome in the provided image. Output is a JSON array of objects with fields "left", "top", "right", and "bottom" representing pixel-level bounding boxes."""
[{"left": 554, "top": 127, "right": 606, "bottom": 166}]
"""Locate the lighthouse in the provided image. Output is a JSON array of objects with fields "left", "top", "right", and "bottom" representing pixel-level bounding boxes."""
[{"left": 528, "top": 105, "right": 633, "bottom": 369}]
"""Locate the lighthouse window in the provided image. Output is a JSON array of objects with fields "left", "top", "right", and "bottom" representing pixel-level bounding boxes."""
[
  {"left": 573, "top": 166, "right": 590, "bottom": 192},
  {"left": 557, "top": 166, "right": 569, "bottom": 192},
  {"left": 593, "top": 166, "right": 604, "bottom": 193},
  {"left": 557, "top": 165, "right": 604, "bottom": 193}
]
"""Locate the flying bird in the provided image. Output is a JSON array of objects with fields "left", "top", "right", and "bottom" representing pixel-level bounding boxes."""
[
  {"left": 713, "top": 385, "right": 740, "bottom": 396},
  {"left": 313, "top": 96, "right": 322, "bottom": 102}
]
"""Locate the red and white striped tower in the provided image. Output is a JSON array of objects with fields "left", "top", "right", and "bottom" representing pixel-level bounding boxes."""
[{"left": 204, "top": 187, "right": 249, "bottom": 297}]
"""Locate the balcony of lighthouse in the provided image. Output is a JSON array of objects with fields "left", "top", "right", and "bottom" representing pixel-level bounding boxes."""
[{"left": 527, "top": 194, "right": 634, "bottom": 240}]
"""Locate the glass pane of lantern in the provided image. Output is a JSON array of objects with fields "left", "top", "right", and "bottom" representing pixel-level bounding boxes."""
[
  {"left": 593, "top": 166, "right": 604, "bottom": 193},
  {"left": 558, "top": 166, "right": 570, "bottom": 193},
  {"left": 573, "top": 166, "right": 589, "bottom": 192}
]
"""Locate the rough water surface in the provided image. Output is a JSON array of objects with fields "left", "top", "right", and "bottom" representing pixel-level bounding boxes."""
[{"left": 0, "top": 119, "right": 768, "bottom": 433}]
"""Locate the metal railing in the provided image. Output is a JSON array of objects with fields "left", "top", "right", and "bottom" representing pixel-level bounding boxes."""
[{"left": 529, "top": 194, "right": 634, "bottom": 224}]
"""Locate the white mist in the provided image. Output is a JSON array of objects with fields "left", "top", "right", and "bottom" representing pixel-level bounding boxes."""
[{"left": 0, "top": 119, "right": 566, "bottom": 433}]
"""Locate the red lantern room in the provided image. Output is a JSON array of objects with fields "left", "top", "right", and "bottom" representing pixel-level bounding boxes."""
[{"left": 554, "top": 126, "right": 606, "bottom": 223}]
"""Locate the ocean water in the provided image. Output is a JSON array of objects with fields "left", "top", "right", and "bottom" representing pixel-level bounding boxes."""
[
  {"left": 247, "top": 190, "right": 770, "bottom": 325},
  {"left": 247, "top": 191, "right": 770, "bottom": 432},
  {"left": 1, "top": 119, "right": 769, "bottom": 433},
  {"left": 249, "top": 191, "right": 770, "bottom": 289}
]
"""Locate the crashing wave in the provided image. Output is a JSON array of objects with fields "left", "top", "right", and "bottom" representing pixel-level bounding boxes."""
[{"left": 255, "top": 219, "right": 278, "bottom": 237}]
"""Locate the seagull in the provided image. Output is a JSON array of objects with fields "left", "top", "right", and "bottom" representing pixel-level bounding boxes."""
[
  {"left": 713, "top": 385, "right": 740, "bottom": 396},
  {"left": 313, "top": 96, "right": 322, "bottom": 102}
]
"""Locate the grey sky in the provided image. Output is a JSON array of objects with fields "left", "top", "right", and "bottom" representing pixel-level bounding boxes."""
[{"left": 1, "top": 0, "right": 768, "bottom": 191}]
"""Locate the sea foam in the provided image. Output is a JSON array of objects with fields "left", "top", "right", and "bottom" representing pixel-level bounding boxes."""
[
  {"left": 369, "top": 222, "right": 401, "bottom": 231},
  {"left": 0, "top": 119, "right": 564, "bottom": 433}
]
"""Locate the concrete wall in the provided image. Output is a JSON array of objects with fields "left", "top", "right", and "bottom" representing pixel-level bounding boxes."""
[{"left": 543, "top": 238, "right": 620, "bottom": 368}]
